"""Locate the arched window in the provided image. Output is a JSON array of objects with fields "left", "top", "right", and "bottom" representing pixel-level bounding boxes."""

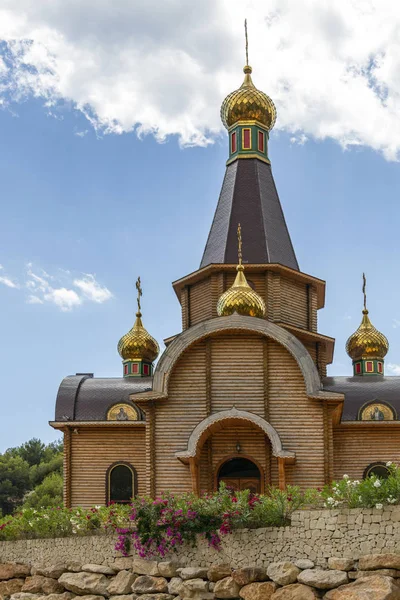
[
  {"left": 363, "top": 462, "right": 390, "bottom": 479},
  {"left": 358, "top": 402, "right": 396, "bottom": 421},
  {"left": 106, "top": 463, "right": 136, "bottom": 504}
]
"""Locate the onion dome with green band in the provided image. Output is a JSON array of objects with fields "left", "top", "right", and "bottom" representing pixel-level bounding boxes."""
[
  {"left": 118, "top": 277, "right": 159, "bottom": 378},
  {"left": 345, "top": 274, "right": 389, "bottom": 376}
]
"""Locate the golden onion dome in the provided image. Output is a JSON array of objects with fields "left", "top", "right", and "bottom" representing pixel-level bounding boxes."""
[
  {"left": 346, "top": 309, "right": 389, "bottom": 361},
  {"left": 220, "top": 65, "right": 277, "bottom": 130},
  {"left": 118, "top": 311, "right": 159, "bottom": 363},
  {"left": 217, "top": 264, "right": 266, "bottom": 318}
]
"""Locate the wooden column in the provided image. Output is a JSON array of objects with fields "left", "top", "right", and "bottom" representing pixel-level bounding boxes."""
[
  {"left": 323, "top": 403, "right": 330, "bottom": 484},
  {"left": 145, "top": 403, "right": 156, "bottom": 497},
  {"left": 206, "top": 338, "right": 212, "bottom": 416},
  {"left": 278, "top": 457, "right": 286, "bottom": 491},
  {"left": 64, "top": 428, "right": 72, "bottom": 508},
  {"left": 189, "top": 458, "right": 200, "bottom": 496}
]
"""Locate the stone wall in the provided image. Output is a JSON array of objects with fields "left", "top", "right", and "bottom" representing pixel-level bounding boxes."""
[{"left": 1, "top": 507, "right": 400, "bottom": 568}]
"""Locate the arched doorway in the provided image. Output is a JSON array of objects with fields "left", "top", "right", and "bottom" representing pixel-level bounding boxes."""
[{"left": 218, "top": 457, "right": 261, "bottom": 494}]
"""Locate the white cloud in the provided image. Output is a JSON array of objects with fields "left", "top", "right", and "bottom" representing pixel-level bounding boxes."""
[
  {"left": 0, "top": 261, "right": 113, "bottom": 311},
  {"left": 1, "top": 1, "right": 400, "bottom": 159},
  {"left": 44, "top": 287, "right": 82, "bottom": 312},
  {"left": 387, "top": 363, "right": 400, "bottom": 375},
  {"left": 0, "top": 264, "right": 19, "bottom": 288},
  {"left": 73, "top": 274, "right": 113, "bottom": 303},
  {"left": 27, "top": 294, "right": 44, "bottom": 304},
  {"left": 392, "top": 319, "right": 400, "bottom": 329}
]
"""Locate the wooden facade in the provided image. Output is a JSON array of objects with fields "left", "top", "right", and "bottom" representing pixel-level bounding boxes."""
[{"left": 53, "top": 261, "right": 400, "bottom": 507}]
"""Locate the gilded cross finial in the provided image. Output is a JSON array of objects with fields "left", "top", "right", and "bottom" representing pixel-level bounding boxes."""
[
  {"left": 362, "top": 272, "right": 367, "bottom": 311},
  {"left": 244, "top": 19, "right": 249, "bottom": 66},
  {"left": 237, "top": 223, "right": 242, "bottom": 266},
  {"left": 136, "top": 276, "right": 142, "bottom": 315}
]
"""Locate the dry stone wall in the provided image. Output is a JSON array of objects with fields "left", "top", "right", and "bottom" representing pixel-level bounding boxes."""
[
  {"left": 2, "top": 552, "right": 400, "bottom": 600},
  {"left": 1, "top": 507, "right": 400, "bottom": 568}
]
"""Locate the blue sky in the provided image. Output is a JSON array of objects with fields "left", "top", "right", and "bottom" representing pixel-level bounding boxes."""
[{"left": 1, "top": 1, "right": 400, "bottom": 451}]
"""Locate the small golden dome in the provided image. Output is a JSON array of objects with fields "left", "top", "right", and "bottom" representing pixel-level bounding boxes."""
[
  {"left": 220, "top": 65, "right": 277, "bottom": 130},
  {"left": 118, "top": 312, "right": 159, "bottom": 363},
  {"left": 346, "top": 309, "right": 389, "bottom": 361},
  {"left": 217, "top": 265, "right": 266, "bottom": 318}
]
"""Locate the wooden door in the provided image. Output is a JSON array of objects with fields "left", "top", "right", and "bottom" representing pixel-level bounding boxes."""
[{"left": 219, "top": 477, "right": 260, "bottom": 494}]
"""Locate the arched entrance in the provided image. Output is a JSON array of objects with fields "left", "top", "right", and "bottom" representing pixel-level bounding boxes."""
[{"left": 218, "top": 457, "right": 261, "bottom": 494}]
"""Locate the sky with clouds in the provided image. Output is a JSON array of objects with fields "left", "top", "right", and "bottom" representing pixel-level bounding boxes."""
[{"left": 1, "top": 0, "right": 400, "bottom": 451}]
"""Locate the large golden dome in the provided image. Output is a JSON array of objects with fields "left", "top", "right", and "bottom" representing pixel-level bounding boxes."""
[
  {"left": 217, "top": 265, "right": 266, "bottom": 318},
  {"left": 221, "top": 65, "right": 277, "bottom": 130},
  {"left": 346, "top": 310, "right": 389, "bottom": 361},
  {"left": 118, "top": 312, "right": 159, "bottom": 363}
]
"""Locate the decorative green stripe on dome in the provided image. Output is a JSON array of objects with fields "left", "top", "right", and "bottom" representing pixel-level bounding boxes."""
[{"left": 227, "top": 123, "right": 271, "bottom": 165}]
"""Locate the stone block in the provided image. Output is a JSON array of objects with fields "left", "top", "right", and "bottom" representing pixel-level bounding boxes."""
[
  {"left": 214, "top": 577, "right": 241, "bottom": 599},
  {"left": 58, "top": 572, "right": 110, "bottom": 597},
  {"left": 108, "top": 572, "right": 137, "bottom": 595},
  {"left": 132, "top": 560, "right": 160, "bottom": 577},
  {"left": 0, "top": 564, "right": 31, "bottom": 581},
  {"left": 267, "top": 563, "right": 300, "bottom": 586},
  {"left": 207, "top": 566, "right": 231, "bottom": 583},
  {"left": 324, "top": 575, "right": 400, "bottom": 599},
  {"left": 327, "top": 558, "right": 355, "bottom": 572},
  {"left": 231, "top": 567, "right": 266, "bottom": 586},
  {"left": 270, "top": 583, "right": 319, "bottom": 599},
  {"left": 22, "top": 576, "right": 64, "bottom": 595},
  {"left": 0, "top": 578, "right": 26, "bottom": 597},
  {"left": 297, "top": 569, "right": 348, "bottom": 590},
  {"left": 177, "top": 569, "right": 208, "bottom": 582},
  {"left": 132, "top": 576, "right": 168, "bottom": 595},
  {"left": 359, "top": 554, "right": 400, "bottom": 571},
  {"left": 239, "top": 582, "right": 277, "bottom": 600}
]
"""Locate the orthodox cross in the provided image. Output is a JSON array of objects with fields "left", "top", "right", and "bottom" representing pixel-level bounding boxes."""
[
  {"left": 244, "top": 19, "right": 249, "bottom": 66},
  {"left": 237, "top": 222, "right": 243, "bottom": 266},
  {"left": 362, "top": 272, "right": 367, "bottom": 311},
  {"left": 136, "top": 276, "right": 142, "bottom": 314}
]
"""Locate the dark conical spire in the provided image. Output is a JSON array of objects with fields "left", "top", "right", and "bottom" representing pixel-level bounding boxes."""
[{"left": 200, "top": 159, "right": 299, "bottom": 270}]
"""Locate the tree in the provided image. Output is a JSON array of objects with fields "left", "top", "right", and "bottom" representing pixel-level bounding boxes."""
[
  {"left": 0, "top": 455, "right": 30, "bottom": 515},
  {"left": 14, "top": 438, "right": 46, "bottom": 467},
  {"left": 22, "top": 472, "right": 63, "bottom": 509}
]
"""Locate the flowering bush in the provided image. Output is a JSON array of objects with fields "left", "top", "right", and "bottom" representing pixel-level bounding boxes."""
[
  {"left": 116, "top": 484, "right": 318, "bottom": 559},
  {"left": 0, "top": 504, "right": 130, "bottom": 541},
  {"left": 2, "top": 464, "right": 400, "bottom": 555},
  {"left": 322, "top": 462, "right": 400, "bottom": 509}
]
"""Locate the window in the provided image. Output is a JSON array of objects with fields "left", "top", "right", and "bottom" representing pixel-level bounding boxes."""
[
  {"left": 243, "top": 129, "right": 251, "bottom": 149},
  {"left": 378, "top": 362, "right": 383, "bottom": 373},
  {"left": 107, "top": 463, "right": 135, "bottom": 504},
  {"left": 355, "top": 362, "right": 361, "bottom": 374},
  {"left": 124, "top": 364, "right": 128, "bottom": 375},
  {"left": 258, "top": 131, "right": 264, "bottom": 153},
  {"left": 231, "top": 131, "right": 237, "bottom": 153},
  {"left": 143, "top": 364, "right": 149, "bottom": 375},
  {"left": 366, "top": 361, "right": 373, "bottom": 372},
  {"left": 132, "top": 363, "right": 139, "bottom": 374},
  {"left": 364, "top": 462, "right": 390, "bottom": 479}
]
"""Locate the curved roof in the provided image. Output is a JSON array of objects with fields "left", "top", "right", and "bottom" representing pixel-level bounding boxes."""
[
  {"left": 323, "top": 376, "right": 400, "bottom": 421},
  {"left": 55, "top": 375, "right": 152, "bottom": 421}
]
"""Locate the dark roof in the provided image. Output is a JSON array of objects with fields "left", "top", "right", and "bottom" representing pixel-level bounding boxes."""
[
  {"left": 200, "top": 159, "right": 299, "bottom": 270},
  {"left": 323, "top": 376, "right": 400, "bottom": 421},
  {"left": 55, "top": 375, "right": 152, "bottom": 421}
]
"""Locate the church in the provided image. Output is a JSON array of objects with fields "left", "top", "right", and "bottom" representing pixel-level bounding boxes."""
[{"left": 51, "top": 51, "right": 399, "bottom": 508}]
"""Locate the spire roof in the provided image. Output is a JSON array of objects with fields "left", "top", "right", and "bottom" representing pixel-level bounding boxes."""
[{"left": 200, "top": 158, "right": 299, "bottom": 269}]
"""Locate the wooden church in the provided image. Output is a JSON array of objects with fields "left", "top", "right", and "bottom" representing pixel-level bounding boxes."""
[{"left": 51, "top": 50, "right": 399, "bottom": 508}]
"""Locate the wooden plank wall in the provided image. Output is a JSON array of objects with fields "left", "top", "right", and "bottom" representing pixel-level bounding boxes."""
[
  {"left": 280, "top": 277, "right": 308, "bottom": 329},
  {"left": 189, "top": 279, "right": 212, "bottom": 325},
  {"left": 154, "top": 341, "right": 208, "bottom": 494},
  {"left": 182, "top": 271, "right": 312, "bottom": 334},
  {"left": 333, "top": 426, "right": 400, "bottom": 480},
  {"left": 70, "top": 427, "right": 146, "bottom": 508},
  {"left": 267, "top": 340, "right": 325, "bottom": 488},
  {"left": 210, "top": 334, "right": 265, "bottom": 415},
  {"left": 153, "top": 332, "right": 326, "bottom": 494}
]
